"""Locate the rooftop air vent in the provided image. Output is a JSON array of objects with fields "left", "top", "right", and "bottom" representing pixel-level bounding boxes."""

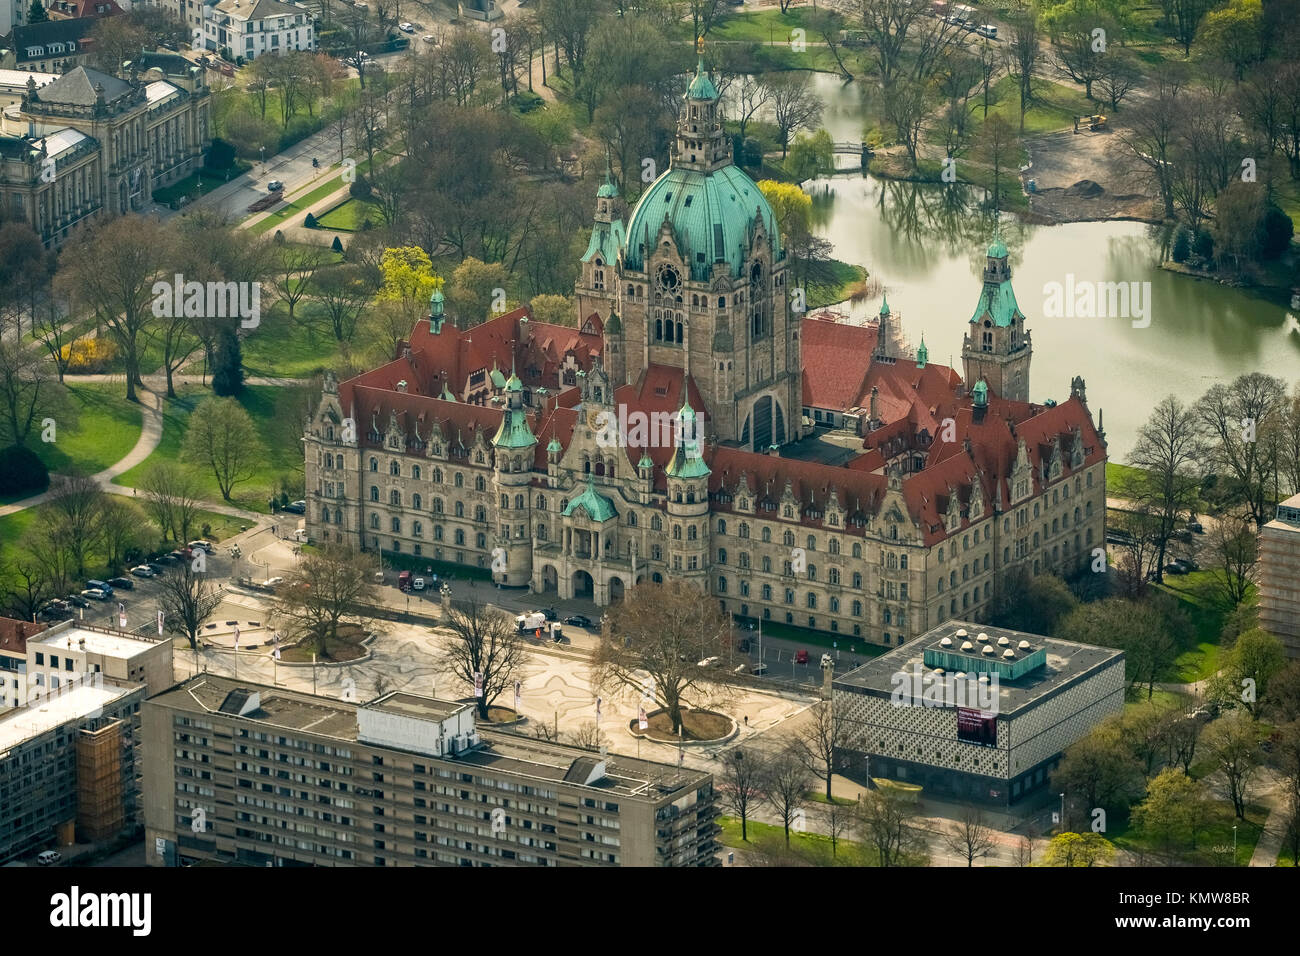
[
  {"left": 997, "top": 635, "right": 1010, "bottom": 646},
  {"left": 1003, "top": 649, "right": 1016, "bottom": 658},
  {"left": 981, "top": 645, "right": 995, "bottom": 655},
  {"left": 976, "top": 632, "right": 989, "bottom": 642},
  {"left": 939, "top": 637, "right": 952, "bottom": 647},
  {"left": 1018, "top": 640, "right": 1031, "bottom": 650},
  {"left": 960, "top": 641, "right": 973, "bottom": 651},
  {"left": 955, "top": 628, "right": 968, "bottom": 638}
]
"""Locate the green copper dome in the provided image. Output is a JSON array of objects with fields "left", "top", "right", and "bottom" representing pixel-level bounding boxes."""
[
  {"left": 687, "top": 57, "right": 718, "bottom": 100},
  {"left": 505, "top": 370, "right": 523, "bottom": 392},
  {"left": 492, "top": 404, "right": 537, "bottom": 450},
  {"left": 666, "top": 397, "right": 711, "bottom": 479},
  {"left": 597, "top": 180, "right": 618, "bottom": 199},
  {"left": 987, "top": 238, "right": 1008, "bottom": 258},
  {"left": 972, "top": 379, "right": 988, "bottom": 407},
  {"left": 547, "top": 436, "right": 563, "bottom": 454},
  {"left": 624, "top": 165, "right": 781, "bottom": 282},
  {"left": 562, "top": 476, "right": 618, "bottom": 522},
  {"left": 637, "top": 452, "right": 654, "bottom": 470}
]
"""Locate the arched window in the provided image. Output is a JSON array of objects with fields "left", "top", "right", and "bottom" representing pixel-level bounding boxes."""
[
  {"left": 688, "top": 525, "right": 698, "bottom": 541},
  {"left": 718, "top": 576, "right": 727, "bottom": 593},
  {"left": 369, "top": 514, "right": 379, "bottom": 528},
  {"left": 651, "top": 514, "right": 662, "bottom": 531},
  {"left": 455, "top": 529, "right": 465, "bottom": 545},
  {"left": 390, "top": 461, "right": 400, "bottom": 476},
  {"left": 852, "top": 543, "right": 862, "bottom": 558},
  {"left": 433, "top": 498, "right": 443, "bottom": 514},
  {"left": 762, "top": 528, "right": 772, "bottom": 543},
  {"left": 434, "top": 526, "right": 444, "bottom": 541},
  {"left": 853, "top": 572, "right": 862, "bottom": 589},
  {"left": 370, "top": 486, "right": 379, "bottom": 501},
  {"left": 806, "top": 593, "right": 817, "bottom": 609},
  {"left": 477, "top": 533, "right": 486, "bottom": 549},
  {"left": 369, "top": 457, "right": 378, "bottom": 472},
  {"left": 413, "top": 465, "right": 421, "bottom": 481},
  {"left": 829, "top": 539, "right": 840, "bottom": 555},
  {"left": 391, "top": 517, "right": 401, "bottom": 533},
  {"left": 628, "top": 512, "right": 637, "bottom": 527},
  {"left": 454, "top": 501, "right": 465, "bottom": 517},
  {"left": 390, "top": 490, "right": 400, "bottom": 505},
  {"left": 673, "top": 525, "right": 682, "bottom": 540},
  {"left": 718, "top": 519, "right": 727, "bottom": 534},
  {"left": 900, "top": 555, "right": 908, "bottom": 569},
  {"left": 783, "top": 530, "right": 794, "bottom": 547},
  {"left": 454, "top": 473, "right": 464, "bottom": 488},
  {"left": 739, "top": 523, "right": 749, "bottom": 539},
  {"left": 433, "top": 468, "right": 443, "bottom": 483},
  {"left": 475, "top": 506, "right": 487, "bottom": 523},
  {"left": 413, "top": 521, "right": 423, "bottom": 537},
  {"left": 412, "top": 494, "right": 422, "bottom": 510},
  {"left": 806, "top": 535, "right": 816, "bottom": 550},
  {"left": 475, "top": 476, "right": 486, "bottom": 492},
  {"left": 537, "top": 494, "right": 547, "bottom": 510}
]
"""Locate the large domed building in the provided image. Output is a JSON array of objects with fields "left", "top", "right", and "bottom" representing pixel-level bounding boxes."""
[{"left": 574, "top": 58, "right": 801, "bottom": 452}]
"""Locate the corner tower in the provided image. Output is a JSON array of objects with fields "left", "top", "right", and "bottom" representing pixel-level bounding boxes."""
[{"left": 962, "top": 235, "right": 1033, "bottom": 403}]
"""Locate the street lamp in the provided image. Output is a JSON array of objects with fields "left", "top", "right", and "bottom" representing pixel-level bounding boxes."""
[
  {"left": 1059, "top": 792, "right": 1066, "bottom": 829},
  {"left": 1232, "top": 824, "right": 1238, "bottom": 863},
  {"left": 260, "top": 146, "right": 266, "bottom": 166}
]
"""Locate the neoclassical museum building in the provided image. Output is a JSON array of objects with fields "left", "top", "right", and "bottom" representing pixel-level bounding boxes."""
[{"left": 303, "top": 60, "right": 1107, "bottom": 648}]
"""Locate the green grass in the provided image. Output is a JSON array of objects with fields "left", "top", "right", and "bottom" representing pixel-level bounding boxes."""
[
  {"left": 806, "top": 791, "right": 857, "bottom": 806},
  {"left": 898, "top": 156, "right": 1029, "bottom": 213},
  {"left": 246, "top": 156, "right": 380, "bottom": 234},
  {"left": 1105, "top": 462, "right": 1145, "bottom": 499},
  {"left": 803, "top": 258, "right": 868, "bottom": 310},
  {"left": 718, "top": 815, "right": 878, "bottom": 866},
  {"left": 1109, "top": 799, "right": 1268, "bottom": 866},
  {"left": 753, "top": 618, "right": 893, "bottom": 657},
  {"left": 314, "top": 197, "right": 380, "bottom": 231},
  {"left": 1152, "top": 570, "right": 1242, "bottom": 683},
  {"left": 113, "top": 385, "right": 304, "bottom": 513},
  {"left": 191, "top": 509, "right": 256, "bottom": 543},
  {"left": 966, "top": 75, "right": 1098, "bottom": 139},
  {"left": 710, "top": 8, "right": 818, "bottom": 43},
  {"left": 152, "top": 171, "right": 228, "bottom": 206},
  {"left": 4, "top": 384, "right": 144, "bottom": 499},
  {"left": 238, "top": 299, "right": 348, "bottom": 379}
]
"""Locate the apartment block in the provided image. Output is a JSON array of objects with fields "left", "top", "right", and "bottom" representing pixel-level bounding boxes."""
[{"left": 143, "top": 676, "right": 721, "bottom": 867}]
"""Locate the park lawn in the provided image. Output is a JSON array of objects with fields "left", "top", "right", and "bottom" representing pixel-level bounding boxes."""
[
  {"left": 314, "top": 196, "right": 381, "bottom": 231},
  {"left": 29, "top": 382, "right": 143, "bottom": 479},
  {"left": 238, "top": 298, "right": 347, "bottom": 379},
  {"left": 1109, "top": 800, "right": 1268, "bottom": 866},
  {"left": 1152, "top": 570, "right": 1235, "bottom": 682},
  {"left": 908, "top": 156, "right": 1030, "bottom": 212},
  {"left": 113, "top": 384, "right": 304, "bottom": 513},
  {"left": 0, "top": 508, "right": 41, "bottom": 564},
  {"left": 718, "top": 816, "right": 878, "bottom": 866},
  {"left": 152, "top": 171, "right": 227, "bottom": 206},
  {"left": 191, "top": 508, "right": 256, "bottom": 544},
  {"left": 965, "top": 75, "right": 1098, "bottom": 140},
  {"left": 709, "top": 8, "right": 819, "bottom": 43},
  {"left": 1105, "top": 461, "right": 1146, "bottom": 498},
  {"left": 1123, "top": 686, "right": 1187, "bottom": 715}
]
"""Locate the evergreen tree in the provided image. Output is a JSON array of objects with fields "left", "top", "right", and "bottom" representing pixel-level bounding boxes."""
[
  {"left": 28, "top": 0, "right": 48, "bottom": 24},
  {"left": 210, "top": 327, "right": 244, "bottom": 397}
]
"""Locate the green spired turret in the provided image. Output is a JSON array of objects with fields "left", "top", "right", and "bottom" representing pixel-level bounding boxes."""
[
  {"left": 429, "top": 287, "right": 446, "bottom": 334},
  {"left": 666, "top": 393, "right": 711, "bottom": 479},
  {"left": 492, "top": 364, "right": 536, "bottom": 450},
  {"left": 972, "top": 378, "right": 988, "bottom": 408},
  {"left": 916, "top": 335, "right": 928, "bottom": 369}
]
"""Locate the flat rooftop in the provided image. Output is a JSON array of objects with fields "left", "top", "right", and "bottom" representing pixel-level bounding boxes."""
[
  {"left": 367, "top": 692, "right": 468, "bottom": 722},
  {"left": 834, "top": 621, "right": 1123, "bottom": 717},
  {"left": 152, "top": 676, "right": 711, "bottom": 800},
  {"left": 32, "top": 625, "right": 163, "bottom": 660},
  {"left": 0, "top": 683, "right": 135, "bottom": 751}
]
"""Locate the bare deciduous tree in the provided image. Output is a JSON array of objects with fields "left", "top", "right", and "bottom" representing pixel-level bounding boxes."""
[
  {"left": 942, "top": 806, "right": 998, "bottom": 866},
  {"left": 762, "top": 747, "right": 813, "bottom": 847},
  {"left": 718, "top": 747, "right": 766, "bottom": 842},
  {"left": 440, "top": 597, "right": 531, "bottom": 720}
]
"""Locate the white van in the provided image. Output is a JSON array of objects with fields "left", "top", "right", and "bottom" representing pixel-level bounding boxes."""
[{"left": 37, "top": 850, "right": 61, "bottom": 866}]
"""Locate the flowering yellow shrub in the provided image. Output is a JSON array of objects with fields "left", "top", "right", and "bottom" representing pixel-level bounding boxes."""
[{"left": 60, "top": 337, "right": 118, "bottom": 372}]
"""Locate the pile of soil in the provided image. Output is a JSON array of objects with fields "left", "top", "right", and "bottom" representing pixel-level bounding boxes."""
[{"left": 1064, "top": 179, "right": 1105, "bottom": 197}]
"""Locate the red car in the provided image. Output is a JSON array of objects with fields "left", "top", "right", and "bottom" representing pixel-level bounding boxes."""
[{"left": 795, "top": 649, "right": 809, "bottom": 664}]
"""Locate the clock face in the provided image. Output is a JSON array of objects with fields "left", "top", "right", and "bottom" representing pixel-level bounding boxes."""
[{"left": 656, "top": 264, "right": 680, "bottom": 294}]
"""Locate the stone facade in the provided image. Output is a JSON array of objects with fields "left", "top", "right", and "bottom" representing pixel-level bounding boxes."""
[{"left": 303, "top": 60, "right": 1107, "bottom": 647}]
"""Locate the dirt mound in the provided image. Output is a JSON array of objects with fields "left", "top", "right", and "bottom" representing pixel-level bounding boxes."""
[{"left": 1064, "top": 179, "right": 1105, "bottom": 198}]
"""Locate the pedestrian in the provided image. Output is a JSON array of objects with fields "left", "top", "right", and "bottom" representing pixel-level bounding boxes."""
[{"left": 743, "top": 715, "right": 748, "bottom": 727}]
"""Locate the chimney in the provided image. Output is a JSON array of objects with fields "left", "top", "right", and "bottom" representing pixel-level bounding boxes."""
[{"left": 396, "top": 380, "right": 408, "bottom": 393}]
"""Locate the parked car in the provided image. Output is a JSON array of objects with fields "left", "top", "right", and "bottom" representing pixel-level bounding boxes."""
[
  {"left": 422, "top": 34, "right": 436, "bottom": 43},
  {"left": 107, "top": 577, "right": 134, "bottom": 590},
  {"left": 188, "top": 540, "right": 213, "bottom": 553},
  {"left": 1175, "top": 556, "right": 1199, "bottom": 572},
  {"left": 81, "top": 588, "right": 111, "bottom": 602},
  {"left": 976, "top": 23, "right": 998, "bottom": 39},
  {"left": 130, "top": 565, "right": 157, "bottom": 578},
  {"left": 564, "top": 614, "right": 592, "bottom": 628},
  {"left": 412, "top": 577, "right": 426, "bottom": 591},
  {"left": 398, "top": 570, "right": 412, "bottom": 591},
  {"left": 283, "top": 500, "right": 306, "bottom": 514},
  {"left": 697, "top": 656, "right": 721, "bottom": 668},
  {"left": 169, "top": 549, "right": 191, "bottom": 561},
  {"left": 399, "top": 21, "right": 415, "bottom": 32},
  {"left": 735, "top": 637, "right": 751, "bottom": 653},
  {"left": 64, "top": 594, "right": 90, "bottom": 609},
  {"left": 146, "top": 562, "right": 167, "bottom": 574},
  {"left": 36, "top": 850, "right": 61, "bottom": 866},
  {"left": 794, "top": 649, "right": 810, "bottom": 664},
  {"left": 1187, "top": 520, "right": 1204, "bottom": 533},
  {"left": 86, "top": 579, "right": 113, "bottom": 596},
  {"left": 735, "top": 617, "right": 758, "bottom": 631},
  {"left": 38, "top": 600, "right": 71, "bottom": 619},
  {"left": 541, "top": 607, "right": 559, "bottom": 621},
  {"left": 262, "top": 577, "right": 285, "bottom": 588},
  {"left": 1163, "top": 563, "right": 1187, "bottom": 575},
  {"left": 267, "top": 180, "right": 284, "bottom": 193}
]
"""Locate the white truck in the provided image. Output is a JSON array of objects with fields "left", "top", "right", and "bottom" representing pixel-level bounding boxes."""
[{"left": 516, "top": 611, "right": 547, "bottom": 633}]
